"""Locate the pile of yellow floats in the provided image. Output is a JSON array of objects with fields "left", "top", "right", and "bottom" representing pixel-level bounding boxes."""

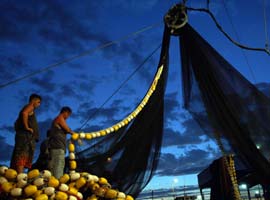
[{"left": 0, "top": 166, "right": 134, "bottom": 200}]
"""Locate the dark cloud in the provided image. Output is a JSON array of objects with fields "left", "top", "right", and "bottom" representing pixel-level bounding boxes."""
[
  {"left": 58, "top": 79, "right": 99, "bottom": 101},
  {"left": 75, "top": 102, "right": 121, "bottom": 126},
  {"left": 0, "top": 0, "right": 110, "bottom": 59},
  {"left": 164, "top": 92, "right": 182, "bottom": 122},
  {"left": 0, "top": 135, "right": 14, "bottom": 162},
  {"left": 30, "top": 71, "right": 56, "bottom": 92},
  {"left": 37, "top": 118, "right": 53, "bottom": 140},
  {"left": 162, "top": 127, "right": 203, "bottom": 147},
  {"left": 0, "top": 0, "right": 162, "bottom": 90},
  {"left": 0, "top": 3, "right": 28, "bottom": 42},
  {"left": 0, "top": 54, "right": 31, "bottom": 84},
  {"left": 181, "top": 118, "right": 206, "bottom": 138},
  {"left": 156, "top": 149, "right": 221, "bottom": 176},
  {"left": 0, "top": 125, "right": 14, "bottom": 133},
  {"left": 36, "top": 1, "right": 110, "bottom": 53},
  {"left": 79, "top": 80, "right": 98, "bottom": 95},
  {"left": 57, "top": 85, "right": 79, "bottom": 99},
  {"left": 31, "top": 94, "right": 60, "bottom": 116}
]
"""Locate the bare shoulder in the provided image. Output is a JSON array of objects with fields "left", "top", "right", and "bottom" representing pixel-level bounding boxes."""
[
  {"left": 54, "top": 114, "right": 64, "bottom": 123},
  {"left": 22, "top": 104, "right": 34, "bottom": 115}
]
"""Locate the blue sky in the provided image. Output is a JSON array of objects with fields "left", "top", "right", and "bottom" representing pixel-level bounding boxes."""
[{"left": 0, "top": 0, "right": 270, "bottom": 192}]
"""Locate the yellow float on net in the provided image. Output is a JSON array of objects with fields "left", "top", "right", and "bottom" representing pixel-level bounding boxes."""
[
  {"left": 85, "top": 133, "right": 92, "bottom": 140},
  {"left": 71, "top": 133, "right": 79, "bottom": 140},
  {"left": 68, "top": 143, "right": 75, "bottom": 152},
  {"left": 100, "top": 130, "right": 107, "bottom": 136},
  {"left": 69, "top": 161, "right": 77, "bottom": 170}
]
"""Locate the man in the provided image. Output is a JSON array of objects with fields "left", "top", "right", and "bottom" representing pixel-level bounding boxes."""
[
  {"left": 48, "top": 106, "right": 74, "bottom": 178},
  {"left": 10, "top": 93, "right": 42, "bottom": 173}
]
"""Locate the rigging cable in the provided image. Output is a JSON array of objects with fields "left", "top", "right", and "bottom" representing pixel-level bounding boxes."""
[
  {"left": 186, "top": 6, "right": 270, "bottom": 55},
  {"left": 0, "top": 22, "right": 162, "bottom": 89},
  {"left": 263, "top": 0, "right": 270, "bottom": 50},
  {"left": 78, "top": 43, "right": 162, "bottom": 131},
  {"left": 206, "top": 0, "right": 210, "bottom": 9},
  {"left": 221, "top": 0, "right": 257, "bottom": 83}
]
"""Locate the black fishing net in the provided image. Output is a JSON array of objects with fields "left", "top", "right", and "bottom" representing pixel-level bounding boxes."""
[
  {"left": 63, "top": 20, "right": 270, "bottom": 198},
  {"left": 74, "top": 26, "right": 170, "bottom": 198},
  {"left": 179, "top": 24, "right": 270, "bottom": 186}
]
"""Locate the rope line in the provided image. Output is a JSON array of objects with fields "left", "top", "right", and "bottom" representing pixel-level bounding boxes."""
[
  {"left": 0, "top": 22, "right": 162, "bottom": 89},
  {"left": 186, "top": 7, "right": 270, "bottom": 55},
  {"left": 221, "top": 0, "right": 257, "bottom": 83},
  {"left": 263, "top": 0, "right": 270, "bottom": 49},
  {"left": 78, "top": 44, "right": 162, "bottom": 131}
]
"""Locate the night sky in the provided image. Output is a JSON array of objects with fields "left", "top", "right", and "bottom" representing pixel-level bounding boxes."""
[{"left": 0, "top": 0, "right": 270, "bottom": 190}]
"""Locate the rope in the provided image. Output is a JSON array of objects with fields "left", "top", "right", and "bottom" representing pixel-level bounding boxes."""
[
  {"left": 263, "top": 0, "right": 270, "bottom": 50},
  {"left": 213, "top": 131, "right": 242, "bottom": 200},
  {"left": 0, "top": 22, "right": 162, "bottom": 89},
  {"left": 221, "top": 0, "right": 257, "bottom": 83},
  {"left": 78, "top": 43, "right": 162, "bottom": 131},
  {"left": 206, "top": 0, "right": 210, "bottom": 9},
  {"left": 186, "top": 7, "right": 270, "bottom": 55}
]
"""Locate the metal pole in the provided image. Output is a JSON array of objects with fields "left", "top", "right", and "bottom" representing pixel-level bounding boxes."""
[
  {"left": 247, "top": 186, "right": 251, "bottom": 200},
  {"left": 200, "top": 188, "right": 205, "bottom": 200}
]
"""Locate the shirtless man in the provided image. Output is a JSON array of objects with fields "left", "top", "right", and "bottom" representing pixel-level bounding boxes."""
[{"left": 10, "top": 93, "right": 42, "bottom": 173}]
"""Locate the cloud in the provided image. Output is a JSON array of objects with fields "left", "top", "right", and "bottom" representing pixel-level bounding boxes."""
[
  {"left": 162, "top": 126, "right": 203, "bottom": 148},
  {"left": 0, "top": 135, "right": 14, "bottom": 162},
  {"left": 0, "top": 125, "right": 14, "bottom": 133},
  {"left": 101, "top": 0, "right": 159, "bottom": 12},
  {"left": 0, "top": 0, "right": 110, "bottom": 56},
  {"left": 156, "top": 148, "right": 220, "bottom": 176},
  {"left": 0, "top": 0, "right": 162, "bottom": 91},
  {"left": 37, "top": 118, "right": 53, "bottom": 141},
  {"left": 0, "top": 54, "right": 31, "bottom": 85},
  {"left": 164, "top": 92, "right": 182, "bottom": 122},
  {"left": 75, "top": 101, "right": 122, "bottom": 128},
  {"left": 30, "top": 71, "right": 56, "bottom": 92}
]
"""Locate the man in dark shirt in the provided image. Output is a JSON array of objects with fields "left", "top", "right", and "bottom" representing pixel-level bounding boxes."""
[
  {"left": 10, "top": 93, "right": 42, "bottom": 173},
  {"left": 48, "top": 106, "right": 74, "bottom": 178}
]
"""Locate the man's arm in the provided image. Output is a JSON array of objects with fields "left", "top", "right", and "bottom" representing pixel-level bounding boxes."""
[
  {"left": 22, "top": 105, "right": 34, "bottom": 133},
  {"left": 57, "top": 115, "right": 73, "bottom": 134}
]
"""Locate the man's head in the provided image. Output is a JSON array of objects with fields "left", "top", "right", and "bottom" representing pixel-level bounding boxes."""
[
  {"left": 29, "top": 93, "right": 42, "bottom": 108},
  {"left": 60, "top": 106, "right": 72, "bottom": 119}
]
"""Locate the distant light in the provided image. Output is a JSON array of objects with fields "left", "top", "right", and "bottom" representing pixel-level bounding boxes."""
[
  {"left": 256, "top": 145, "right": 261, "bottom": 149},
  {"left": 107, "top": 157, "right": 112, "bottom": 162},
  {"left": 173, "top": 178, "right": 178, "bottom": 183},
  {"left": 196, "top": 195, "right": 202, "bottom": 200},
  {"left": 240, "top": 184, "right": 247, "bottom": 189},
  {"left": 255, "top": 190, "right": 259, "bottom": 194}
]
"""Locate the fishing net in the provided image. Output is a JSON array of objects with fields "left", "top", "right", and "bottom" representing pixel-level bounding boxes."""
[
  {"left": 179, "top": 24, "right": 270, "bottom": 188},
  {"left": 74, "top": 26, "right": 171, "bottom": 198}
]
